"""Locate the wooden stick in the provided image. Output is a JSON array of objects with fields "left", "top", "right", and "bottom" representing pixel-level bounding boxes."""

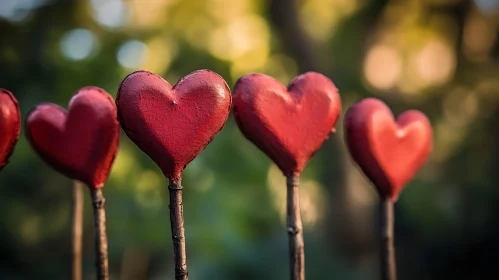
[
  {"left": 380, "top": 198, "right": 396, "bottom": 280},
  {"left": 168, "top": 178, "right": 188, "bottom": 280},
  {"left": 72, "top": 181, "right": 83, "bottom": 280},
  {"left": 286, "top": 173, "right": 304, "bottom": 280},
  {"left": 91, "top": 188, "right": 109, "bottom": 280}
]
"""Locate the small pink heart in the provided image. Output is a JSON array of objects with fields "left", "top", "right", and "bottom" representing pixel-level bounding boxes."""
[
  {"left": 232, "top": 72, "right": 341, "bottom": 175},
  {"left": 26, "top": 87, "right": 120, "bottom": 188},
  {"left": 344, "top": 98, "right": 433, "bottom": 201},
  {"left": 116, "top": 70, "right": 231, "bottom": 180},
  {"left": 0, "top": 89, "right": 21, "bottom": 171}
]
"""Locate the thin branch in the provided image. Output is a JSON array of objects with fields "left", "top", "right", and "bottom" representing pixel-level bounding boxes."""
[
  {"left": 91, "top": 188, "right": 109, "bottom": 280},
  {"left": 286, "top": 173, "right": 305, "bottom": 280},
  {"left": 380, "top": 198, "right": 396, "bottom": 280},
  {"left": 168, "top": 178, "right": 188, "bottom": 280},
  {"left": 72, "top": 181, "right": 83, "bottom": 280}
]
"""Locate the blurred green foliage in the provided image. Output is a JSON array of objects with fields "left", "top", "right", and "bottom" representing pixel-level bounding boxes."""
[{"left": 1, "top": 0, "right": 499, "bottom": 279}]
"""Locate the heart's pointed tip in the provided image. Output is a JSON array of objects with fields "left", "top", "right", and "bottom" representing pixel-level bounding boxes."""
[
  {"left": 88, "top": 182, "right": 105, "bottom": 189},
  {"left": 167, "top": 172, "right": 182, "bottom": 182},
  {"left": 386, "top": 192, "right": 400, "bottom": 203}
]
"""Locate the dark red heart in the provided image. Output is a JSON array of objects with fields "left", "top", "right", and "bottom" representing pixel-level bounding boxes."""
[
  {"left": 232, "top": 72, "right": 341, "bottom": 176},
  {"left": 116, "top": 70, "right": 231, "bottom": 180},
  {"left": 0, "top": 89, "right": 21, "bottom": 171},
  {"left": 344, "top": 98, "right": 432, "bottom": 201},
  {"left": 26, "top": 87, "right": 120, "bottom": 188}
]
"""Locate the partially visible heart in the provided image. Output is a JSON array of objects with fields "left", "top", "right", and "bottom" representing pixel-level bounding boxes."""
[
  {"left": 0, "top": 89, "right": 21, "bottom": 171},
  {"left": 232, "top": 72, "right": 341, "bottom": 176},
  {"left": 116, "top": 70, "right": 231, "bottom": 180},
  {"left": 26, "top": 87, "right": 120, "bottom": 188},
  {"left": 344, "top": 98, "right": 432, "bottom": 201}
]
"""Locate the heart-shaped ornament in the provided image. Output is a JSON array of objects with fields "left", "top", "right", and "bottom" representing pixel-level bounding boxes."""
[
  {"left": 344, "top": 98, "right": 432, "bottom": 201},
  {"left": 116, "top": 70, "right": 231, "bottom": 180},
  {"left": 0, "top": 89, "right": 21, "bottom": 170},
  {"left": 232, "top": 72, "right": 341, "bottom": 175},
  {"left": 26, "top": 87, "right": 120, "bottom": 188}
]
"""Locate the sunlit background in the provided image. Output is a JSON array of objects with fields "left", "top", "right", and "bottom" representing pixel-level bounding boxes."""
[{"left": 1, "top": 0, "right": 499, "bottom": 279}]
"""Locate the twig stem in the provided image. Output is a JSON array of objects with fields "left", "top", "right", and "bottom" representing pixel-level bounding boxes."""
[
  {"left": 380, "top": 198, "right": 396, "bottom": 280},
  {"left": 91, "top": 188, "right": 109, "bottom": 280},
  {"left": 168, "top": 178, "right": 188, "bottom": 280},
  {"left": 72, "top": 181, "right": 83, "bottom": 280},
  {"left": 286, "top": 173, "right": 304, "bottom": 280}
]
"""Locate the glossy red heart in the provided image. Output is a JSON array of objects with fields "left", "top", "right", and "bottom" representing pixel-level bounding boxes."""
[
  {"left": 344, "top": 98, "right": 432, "bottom": 201},
  {"left": 0, "top": 89, "right": 21, "bottom": 171},
  {"left": 232, "top": 72, "right": 341, "bottom": 176},
  {"left": 116, "top": 70, "right": 231, "bottom": 180},
  {"left": 26, "top": 87, "right": 120, "bottom": 188}
]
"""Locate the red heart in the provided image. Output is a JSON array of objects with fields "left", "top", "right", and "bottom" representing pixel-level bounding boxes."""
[
  {"left": 344, "top": 98, "right": 432, "bottom": 201},
  {"left": 232, "top": 72, "right": 341, "bottom": 175},
  {"left": 26, "top": 87, "right": 120, "bottom": 188},
  {"left": 0, "top": 89, "right": 21, "bottom": 171},
  {"left": 116, "top": 70, "right": 231, "bottom": 180}
]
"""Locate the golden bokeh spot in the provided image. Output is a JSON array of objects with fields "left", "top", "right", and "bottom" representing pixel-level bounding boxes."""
[
  {"left": 259, "top": 54, "right": 298, "bottom": 85},
  {"left": 463, "top": 10, "right": 497, "bottom": 62},
  {"left": 364, "top": 44, "right": 402, "bottom": 91},
  {"left": 300, "top": 0, "right": 362, "bottom": 41},
  {"left": 208, "top": 15, "right": 270, "bottom": 61},
  {"left": 171, "top": 1, "right": 213, "bottom": 49},
  {"left": 128, "top": 0, "right": 176, "bottom": 29},
  {"left": 415, "top": 40, "right": 455, "bottom": 86},
  {"left": 230, "top": 46, "right": 270, "bottom": 80},
  {"left": 205, "top": 0, "right": 256, "bottom": 23},
  {"left": 140, "top": 36, "right": 177, "bottom": 74}
]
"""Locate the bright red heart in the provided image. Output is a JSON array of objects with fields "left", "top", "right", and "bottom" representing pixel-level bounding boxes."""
[
  {"left": 116, "top": 70, "right": 231, "bottom": 180},
  {"left": 344, "top": 98, "right": 432, "bottom": 201},
  {"left": 0, "top": 89, "right": 21, "bottom": 171},
  {"left": 232, "top": 72, "right": 341, "bottom": 176},
  {"left": 26, "top": 87, "right": 120, "bottom": 188}
]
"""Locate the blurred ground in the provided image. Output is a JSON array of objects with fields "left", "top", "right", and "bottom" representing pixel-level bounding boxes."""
[{"left": 1, "top": 0, "right": 499, "bottom": 279}]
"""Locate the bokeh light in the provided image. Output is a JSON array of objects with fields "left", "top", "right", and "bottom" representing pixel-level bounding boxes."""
[
  {"left": 474, "top": 0, "right": 499, "bottom": 14},
  {"left": 463, "top": 11, "right": 496, "bottom": 61},
  {"left": 90, "top": 0, "right": 130, "bottom": 29},
  {"left": 0, "top": 0, "right": 46, "bottom": 22},
  {"left": 364, "top": 44, "right": 402, "bottom": 91},
  {"left": 208, "top": 15, "right": 270, "bottom": 62},
  {"left": 117, "top": 40, "right": 148, "bottom": 69},
  {"left": 59, "top": 28, "right": 98, "bottom": 61},
  {"left": 415, "top": 40, "right": 455, "bottom": 86}
]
